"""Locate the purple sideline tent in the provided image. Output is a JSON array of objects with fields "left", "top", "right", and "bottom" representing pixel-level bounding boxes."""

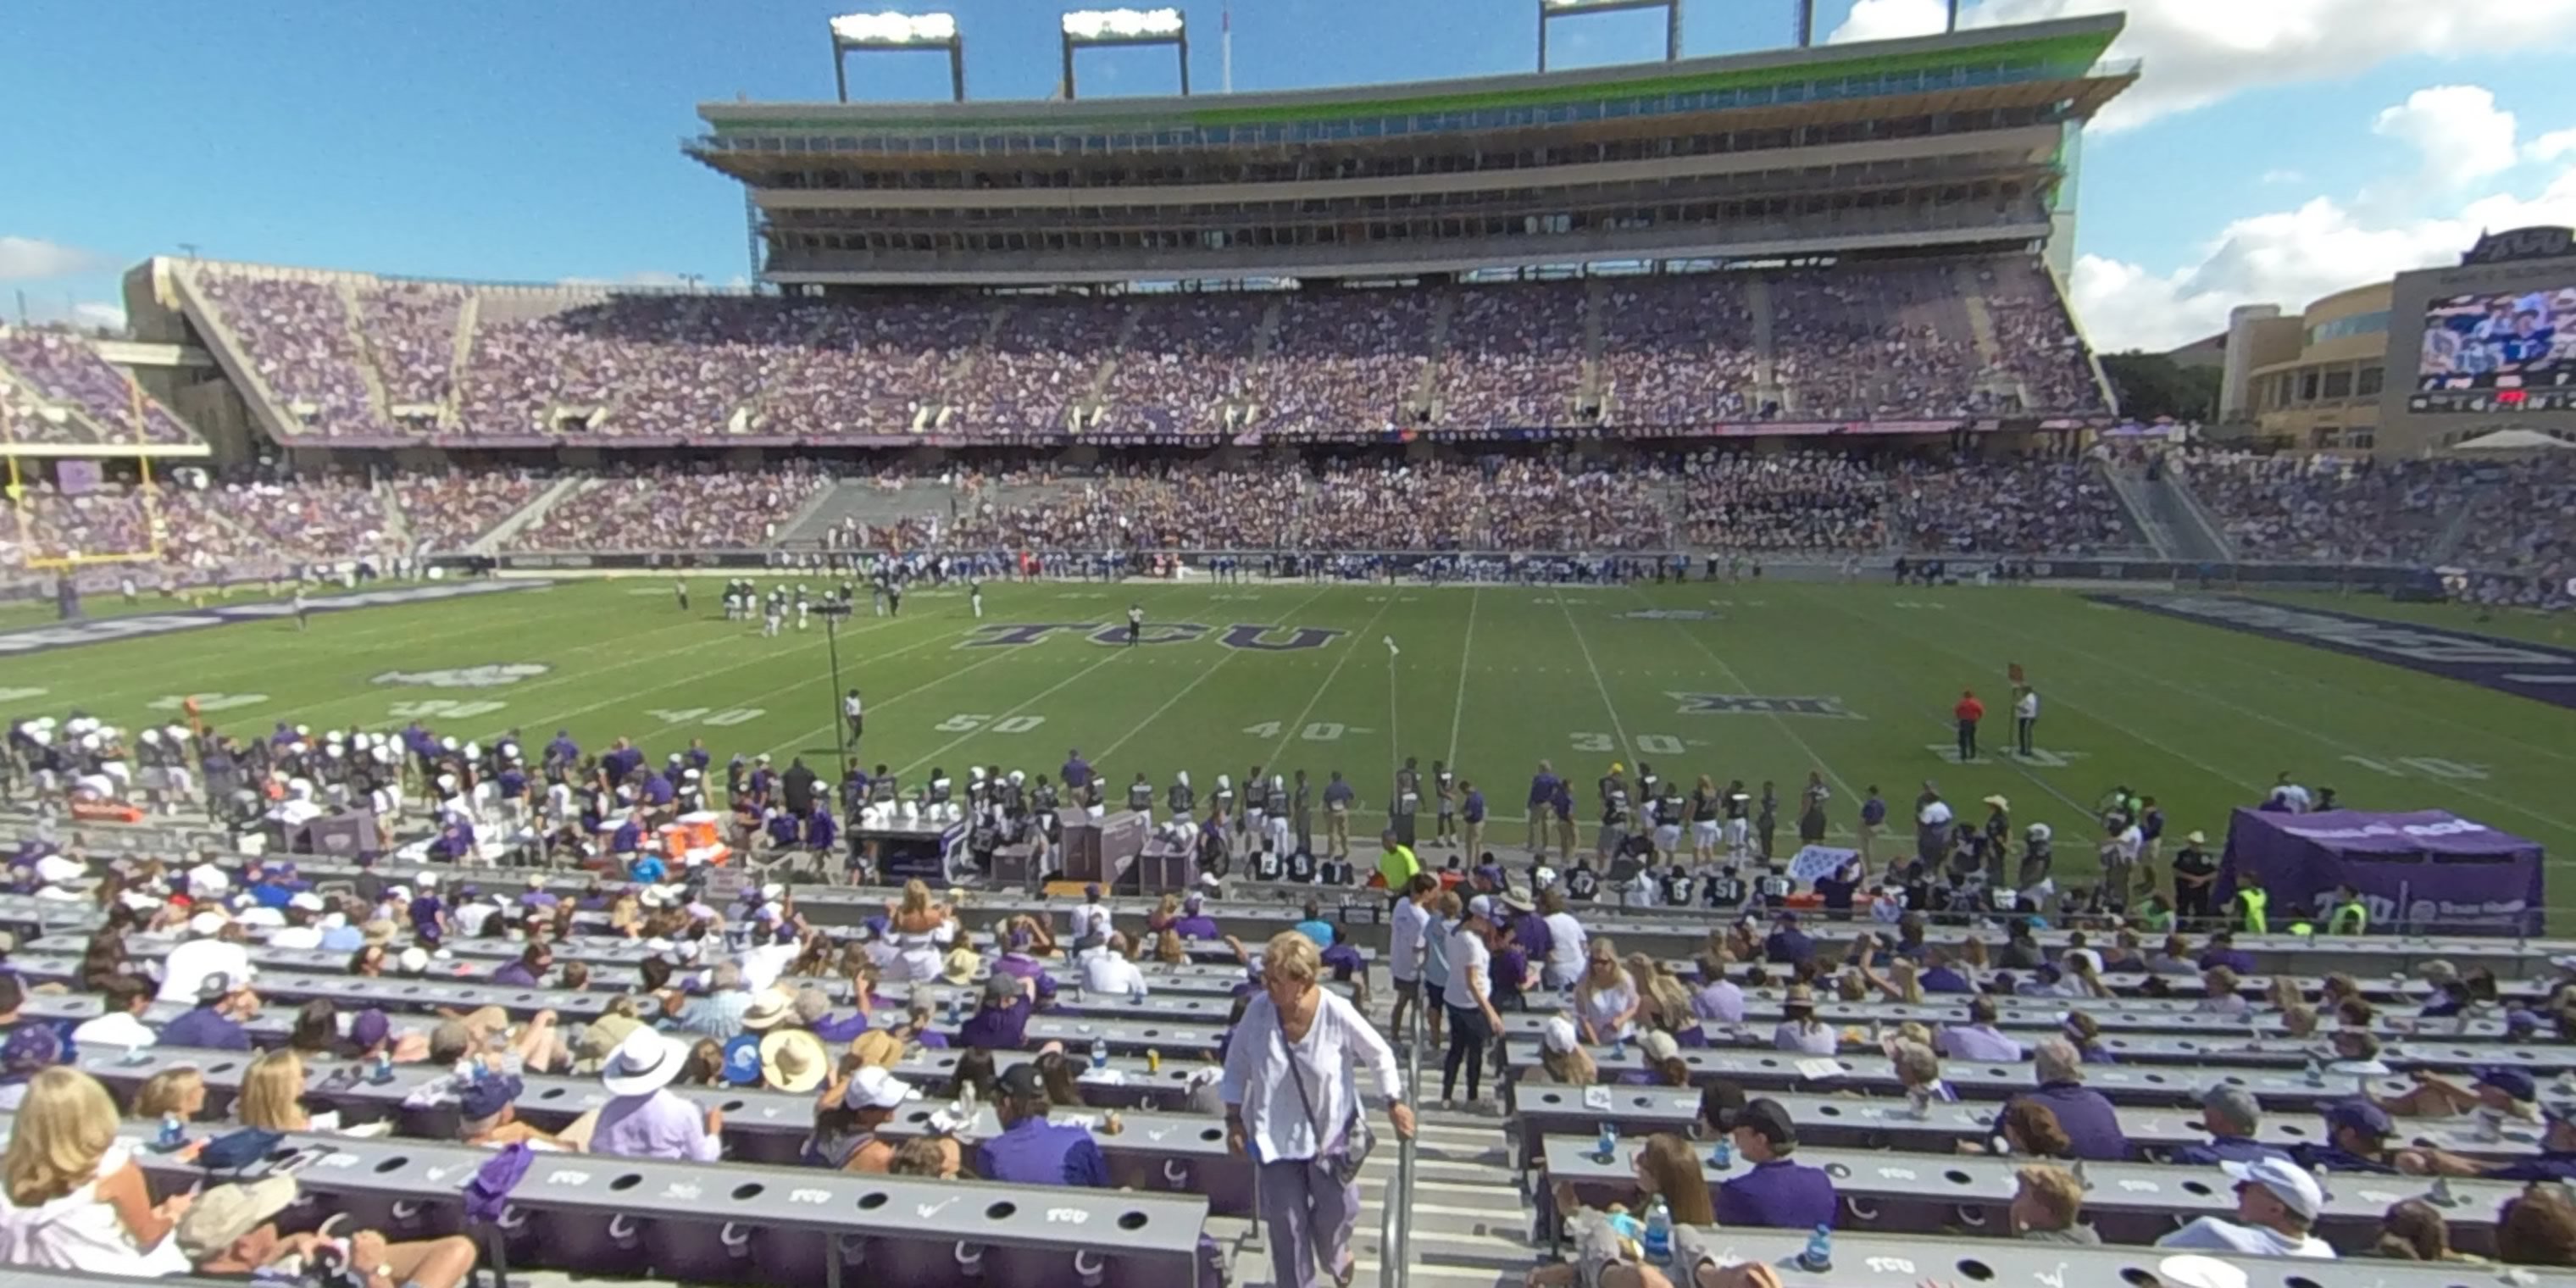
[{"left": 2218, "top": 808, "right": 2545, "bottom": 935}]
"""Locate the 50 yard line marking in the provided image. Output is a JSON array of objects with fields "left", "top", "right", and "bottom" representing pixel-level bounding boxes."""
[{"left": 1550, "top": 586, "right": 1631, "bottom": 765}]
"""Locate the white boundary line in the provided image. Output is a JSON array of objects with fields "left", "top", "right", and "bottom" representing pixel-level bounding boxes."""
[
  {"left": 754, "top": 627, "right": 1024, "bottom": 762},
  {"left": 1444, "top": 585, "right": 1479, "bottom": 769},
  {"left": 1551, "top": 586, "right": 1632, "bottom": 765}
]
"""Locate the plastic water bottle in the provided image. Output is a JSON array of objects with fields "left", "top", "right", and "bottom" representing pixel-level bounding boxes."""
[
  {"left": 1641, "top": 1195, "right": 1673, "bottom": 1266},
  {"left": 2303, "top": 1057, "right": 2325, "bottom": 1085},
  {"left": 373, "top": 1051, "right": 395, "bottom": 1084},
  {"left": 1597, "top": 1120, "right": 1619, "bottom": 1160},
  {"left": 158, "top": 1113, "right": 185, "bottom": 1150},
  {"left": 947, "top": 992, "right": 963, "bottom": 1024},
  {"left": 1707, "top": 1136, "right": 1733, "bottom": 1170},
  {"left": 1130, "top": 978, "right": 1146, "bottom": 1006},
  {"left": 1797, "top": 1224, "right": 1833, "bottom": 1273},
  {"left": 1090, "top": 1038, "right": 1108, "bottom": 1072}
]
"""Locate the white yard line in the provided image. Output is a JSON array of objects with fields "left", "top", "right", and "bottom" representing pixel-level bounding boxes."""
[
  {"left": 1444, "top": 584, "right": 1479, "bottom": 769},
  {"left": 1257, "top": 592, "right": 1407, "bottom": 776},
  {"left": 1096, "top": 585, "right": 1341, "bottom": 764},
  {"left": 1620, "top": 585, "right": 1867, "bottom": 808},
  {"left": 1551, "top": 586, "right": 1632, "bottom": 765},
  {"left": 487, "top": 612, "right": 915, "bottom": 736},
  {"left": 899, "top": 649, "right": 1131, "bottom": 777}
]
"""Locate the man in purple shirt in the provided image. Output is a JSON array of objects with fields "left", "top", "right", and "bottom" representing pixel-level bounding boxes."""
[
  {"left": 2005, "top": 1037, "right": 2128, "bottom": 1161},
  {"left": 1763, "top": 913, "right": 1814, "bottom": 967},
  {"left": 959, "top": 976, "right": 1033, "bottom": 1050},
  {"left": 591, "top": 1028, "right": 723, "bottom": 1161},
  {"left": 1934, "top": 997, "right": 2027, "bottom": 1062},
  {"left": 2196, "top": 930, "right": 2258, "bottom": 977},
  {"left": 1060, "top": 750, "right": 1093, "bottom": 803},
  {"left": 1169, "top": 894, "right": 1223, "bottom": 941},
  {"left": 1917, "top": 947, "right": 1977, "bottom": 994},
  {"left": 491, "top": 942, "right": 552, "bottom": 989},
  {"left": 1526, "top": 762, "right": 1562, "bottom": 852},
  {"left": 1714, "top": 1099, "right": 1838, "bottom": 1229},
  {"left": 992, "top": 927, "right": 1059, "bottom": 1006},
  {"left": 975, "top": 1063, "right": 1109, "bottom": 1187},
  {"left": 158, "top": 973, "right": 256, "bottom": 1051}
]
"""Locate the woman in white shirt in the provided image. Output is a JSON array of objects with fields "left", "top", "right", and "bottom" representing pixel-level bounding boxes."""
[
  {"left": 1571, "top": 937, "right": 1640, "bottom": 1046},
  {"left": 1771, "top": 984, "right": 1839, "bottom": 1055},
  {"left": 0, "top": 1068, "right": 194, "bottom": 1275},
  {"left": 1439, "top": 897, "right": 1506, "bottom": 1109},
  {"left": 1221, "top": 932, "right": 1413, "bottom": 1288},
  {"left": 1537, "top": 889, "right": 1587, "bottom": 991}
]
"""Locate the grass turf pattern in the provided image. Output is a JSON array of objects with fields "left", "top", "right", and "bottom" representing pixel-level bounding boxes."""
[{"left": 8, "top": 577, "right": 2573, "bottom": 915}]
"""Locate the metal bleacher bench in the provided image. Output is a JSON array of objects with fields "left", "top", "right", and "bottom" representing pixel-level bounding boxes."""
[
  {"left": 1537, "top": 1135, "right": 2530, "bottom": 1255},
  {"left": 0, "top": 1113, "right": 1212, "bottom": 1288},
  {"left": 1506, "top": 1084, "right": 2556, "bottom": 1169}
]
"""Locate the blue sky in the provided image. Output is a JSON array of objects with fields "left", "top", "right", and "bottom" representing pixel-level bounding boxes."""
[{"left": 4, "top": 0, "right": 2574, "bottom": 350}]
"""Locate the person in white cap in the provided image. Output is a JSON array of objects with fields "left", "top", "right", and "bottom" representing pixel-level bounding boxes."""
[
  {"left": 811, "top": 1065, "right": 924, "bottom": 1173},
  {"left": 155, "top": 911, "right": 251, "bottom": 1004},
  {"left": 1436, "top": 894, "right": 1503, "bottom": 1110},
  {"left": 268, "top": 892, "right": 331, "bottom": 950},
  {"left": 589, "top": 1028, "right": 722, "bottom": 1161},
  {"left": 2154, "top": 1156, "right": 2334, "bottom": 1257}
]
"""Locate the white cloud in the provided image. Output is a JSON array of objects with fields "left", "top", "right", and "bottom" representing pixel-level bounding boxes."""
[
  {"left": 71, "top": 301, "right": 128, "bottom": 332},
  {"left": 2372, "top": 86, "right": 2518, "bottom": 187},
  {"left": 2529, "top": 127, "right": 2576, "bottom": 164},
  {"left": 1829, "top": 0, "right": 2576, "bottom": 131},
  {"left": 0, "top": 236, "right": 106, "bottom": 280},
  {"left": 2071, "top": 164, "right": 2576, "bottom": 352},
  {"left": 2260, "top": 169, "right": 2308, "bottom": 186}
]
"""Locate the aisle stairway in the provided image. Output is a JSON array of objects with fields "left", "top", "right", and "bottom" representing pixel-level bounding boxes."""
[{"left": 472, "top": 475, "right": 591, "bottom": 554}]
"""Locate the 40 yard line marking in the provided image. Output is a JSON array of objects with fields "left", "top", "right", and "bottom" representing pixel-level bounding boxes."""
[{"left": 1257, "top": 591, "right": 1407, "bottom": 779}]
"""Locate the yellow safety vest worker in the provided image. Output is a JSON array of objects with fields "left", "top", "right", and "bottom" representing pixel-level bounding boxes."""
[
  {"left": 2327, "top": 898, "right": 2368, "bottom": 935},
  {"left": 2236, "top": 886, "right": 2268, "bottom": 935}
]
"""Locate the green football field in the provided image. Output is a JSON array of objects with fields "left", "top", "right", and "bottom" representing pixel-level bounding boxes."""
[{"left": 8, "top": 575, "right": 2575, "bottom": 916}]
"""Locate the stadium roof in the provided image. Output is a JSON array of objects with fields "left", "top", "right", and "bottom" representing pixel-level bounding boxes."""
[{"left": 698, "top": 14, "right": 2122, "bottom": 134}]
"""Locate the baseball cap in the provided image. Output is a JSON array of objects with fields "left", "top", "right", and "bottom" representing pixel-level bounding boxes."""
[
  {"left": 2478, "top": 1067, "right": 2539, "bottom": 1103},
  {"left": 2322, "top": 1099, "right": 2392, "bottom": 1139},
  {"left": 1466, "top": 895, "right": 1498, "bottom": 923},
  {"left": 1541, "top": 1016, "right": 1578, "bottom": 1054},
  {"left": 719, "top": 1033, "right": 764, "bottom": 1086},
  {"left": 1735, "top": 1098, "right": 1796, "bottom": 1148},
  {"left": 195, "top": 969, "right": 253, "bottom": 1002},
  {"left": 841, "top": 1065, "right": 922, "bottom": 1111},
  {"left": 2221, "top": 1156, "right": 2322, "bottom": 1220},
  {"left": 1640, "top": 1030, "right": 1681, "bottom": 1063},
  {"left": 997, "top": 1062, "right": 1049, "bottom": 1102},
  {"left": 175, "top": 1176, "right": 300, "bottom": 1261},
  {"left": 348, "top": 1009, "right": 392, "bottom": 1052},
  {"left": 456, "top": 1074, "right": 523, "bottom": 1121}
]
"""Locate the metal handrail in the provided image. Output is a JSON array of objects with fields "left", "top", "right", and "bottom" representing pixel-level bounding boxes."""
[{"left": 1375, "top": 993, "right": 1425, "bottom": 1288}]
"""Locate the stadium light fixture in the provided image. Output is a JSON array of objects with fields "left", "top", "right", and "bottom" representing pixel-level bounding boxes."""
[
  {"left": 1058, "top": 7, "right": 1189, "bottom": 98},
  {"left": 1535, "top": 0, "right": 1681, "bottom": 71},
  {"left": 828, "top": 10, "right": 968, "bottom": 103}
]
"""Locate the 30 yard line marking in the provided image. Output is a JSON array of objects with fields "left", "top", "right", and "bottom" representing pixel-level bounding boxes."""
[
  {"left": 1444, "top": 585, "right": 1478, "bottom": 769},
  {"left": 1550, "top": 586, "right": 1631, "bottom": 765},
  {"left": 1620, "top": 585, "right": 1864, "bottom": 808},
  {"left": 1097, "top": 585, "right": 1339, "bottom": 763}
]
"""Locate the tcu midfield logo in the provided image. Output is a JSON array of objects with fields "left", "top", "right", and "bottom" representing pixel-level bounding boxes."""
[{"left": 963, "top": 622, "right": 1347, "bottom": 651}]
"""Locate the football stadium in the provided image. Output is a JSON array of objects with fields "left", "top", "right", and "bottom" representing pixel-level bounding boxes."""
[{"left": 6, "top": 4, "right": 2576, "bottom": 1288}]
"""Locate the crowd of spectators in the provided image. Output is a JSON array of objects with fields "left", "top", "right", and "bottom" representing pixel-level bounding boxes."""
[
  {"left": 193, "top": 275, "right": 391, "bottom": 438},
  {"left": 1680, "top": 450, "right": 1889, "bottom": 552},
  {"left": 935, "top": 455, "right": 1675, "bottom": 552},
  {"left": 508, "top": 464, "right": 827, "bottom": 552},
  {"left": 1890, "top": 458, "right": 2135, "bottom": 554},
  {"left": 2184, "top": 455, "right": 2468, "bottom": 564},
  {"left": 186, "top": 258, "right": 2110, "bottom": 442},
  {"left": 1430, "top": 282, "right": 1586, "bottom": 429},
  {"left": 0, "top": 329, "right": 200, "bottom": 445},
  {"left": 1599, "top": 278, "right": 1761, "bottom": 425},
  {"left": 386, "top": 470, "right": 552, "bottom": 552}
]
